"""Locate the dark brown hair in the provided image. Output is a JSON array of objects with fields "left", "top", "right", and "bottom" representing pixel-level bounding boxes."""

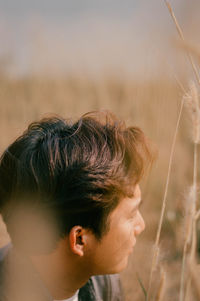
[{"left": 0, "top": 111, "right": 153, "bottom": 252}]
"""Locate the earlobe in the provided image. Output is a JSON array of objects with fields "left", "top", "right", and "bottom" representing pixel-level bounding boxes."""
[{"left": 69, "top": 226, "right": 85, "bottom": 257}]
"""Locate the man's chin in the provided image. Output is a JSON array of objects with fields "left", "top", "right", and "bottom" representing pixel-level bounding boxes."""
[{"left": 109, "top": 257, "right": 130, "bottom": 274}]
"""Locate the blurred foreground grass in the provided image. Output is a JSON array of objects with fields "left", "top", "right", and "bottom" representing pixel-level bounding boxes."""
[{"left": 0, "top": 73, "right": 198, "bottom": 300}]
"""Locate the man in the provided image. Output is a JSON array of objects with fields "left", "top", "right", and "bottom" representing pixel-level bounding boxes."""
[{"left": 0, "top": 111, "right": 152, "bottom": 301}]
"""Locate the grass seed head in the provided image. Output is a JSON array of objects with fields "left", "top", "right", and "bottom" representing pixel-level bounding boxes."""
[
  {"left": 183, "top": 185, "right": 196, "bottom": 246},
  {"left": 184, "top": 82, "right": 200, "bottom": 144}
]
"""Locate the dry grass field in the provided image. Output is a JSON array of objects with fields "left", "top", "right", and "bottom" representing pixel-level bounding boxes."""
[{"left": 0, "top": 71, "right": 199, "bottom": 300}]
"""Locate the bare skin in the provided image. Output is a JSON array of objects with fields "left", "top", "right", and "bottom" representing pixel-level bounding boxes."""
[{"left": 30, "top": 184, "right": 145, "bottom": 300}]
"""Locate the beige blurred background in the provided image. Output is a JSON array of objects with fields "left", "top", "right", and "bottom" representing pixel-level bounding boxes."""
[{"left": 0, "top": 0, "right": 200, "bottom": 300}]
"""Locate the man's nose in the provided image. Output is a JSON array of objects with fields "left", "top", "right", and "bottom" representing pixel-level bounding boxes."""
[{"left": 134, "top": 212, "right": 145, "bottom": 236}]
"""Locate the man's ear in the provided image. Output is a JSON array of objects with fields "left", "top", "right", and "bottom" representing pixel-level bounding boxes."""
[{"left": 69, "top": 226, "right": 88, "bottom": 257}]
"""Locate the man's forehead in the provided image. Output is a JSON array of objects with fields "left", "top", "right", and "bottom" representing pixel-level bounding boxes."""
[
  {"left": 121, "top": 191, "right": 141, "bottom": 209},
  {"left": 111, "top": 185, "right": 141, "bottom": 213}
]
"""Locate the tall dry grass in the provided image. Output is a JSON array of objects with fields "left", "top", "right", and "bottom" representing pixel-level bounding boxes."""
[
  {"left": 0, "top": 72, "right": 197, "bottom": 300},
  {"left": 145, "top": 2, "right": 200, "bottom": 300}
]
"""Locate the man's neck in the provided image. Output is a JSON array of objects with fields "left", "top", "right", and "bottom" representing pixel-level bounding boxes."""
[{"left": 30, "top": 240, "right": 90, "bottom": 300}]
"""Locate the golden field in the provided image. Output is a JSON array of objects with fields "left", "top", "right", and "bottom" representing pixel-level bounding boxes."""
[{"left": 0, "top": 72, "right": 199, "bottom": 300}]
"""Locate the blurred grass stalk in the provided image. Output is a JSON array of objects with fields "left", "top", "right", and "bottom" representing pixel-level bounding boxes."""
[
  {"left": 164, "top": 1, "right": 200, "bottom": 86},
  {"left": 182, "top": 83, "right": 200, "bottom": 301},
  {"left": 154, "top": 267, "right": 166, "bottom": 301},
  {"left": 147, "top": 90, "right": 184, "bottom": 301},
  {"left": 147, "top": 2, "right": 200, "bottom": 300}
]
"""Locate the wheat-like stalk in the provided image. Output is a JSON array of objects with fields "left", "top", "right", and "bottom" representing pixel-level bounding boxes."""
[
  {"left": 154, "top": 267, "right": 166, "bottom": 301},
  {"left": 185, "top": 82, "right": 200, "bottom": 259},
  {"left": 177, "top": 41, "right": 200, "bottom": 66},
  {"left": 179, "top": 186, "right": 196, "bottom": 301},
  {"left": 165, "top": 1, "right": 200, "bottom": 86},
  {"left": 147, "top": 3, "right": 200, "bottom": 300},
  {"left": 184, "top": 82, "right": 200, "bottom": 144},
  {"left": 182, "top": 82, "right": 200, "bottom": 300},
  {"left": 147, "top": 96, "right": 184, "bottom": 299},
  {"left": 188, "top": 263, "right": 200, "bottom": 300}
]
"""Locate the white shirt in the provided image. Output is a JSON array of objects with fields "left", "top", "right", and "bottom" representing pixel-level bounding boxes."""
[{"left": 54, "top": 290, "right": 79, "bottom": 301}]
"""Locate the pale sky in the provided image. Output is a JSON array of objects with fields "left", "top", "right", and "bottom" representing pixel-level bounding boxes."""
[{"left": 0, "top": 0, "right": 199, "bottom": 78}]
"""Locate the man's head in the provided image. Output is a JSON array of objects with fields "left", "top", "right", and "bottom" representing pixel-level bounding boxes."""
[{"left": 0, "top": 111, "right": 152, "bottom": 258}]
